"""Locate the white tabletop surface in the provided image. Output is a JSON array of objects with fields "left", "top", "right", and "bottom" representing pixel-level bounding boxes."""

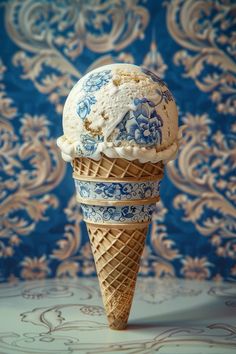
[{"left": 0, "top": 277, "right": 235, "bottom": 354}]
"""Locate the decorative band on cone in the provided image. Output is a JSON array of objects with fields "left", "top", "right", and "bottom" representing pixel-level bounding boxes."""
[
  {"left": 74, "top": 179, "right": 161, "bottom": 202},
  {"left": 80, "top": 203, "right": 157, "bottom": 224}
]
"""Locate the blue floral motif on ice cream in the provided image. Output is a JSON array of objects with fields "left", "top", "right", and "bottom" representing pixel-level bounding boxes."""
[
  {"left": 83, "top": 70, "right": 112, "bottom": 92},
  {"left": 115, "top": 98, "right": 163, "bottom": 147},
  {"left": 141, "top": 67, "right": 167, "bottom": 87},
  {"left": 76, "top": 134, "right": 103, "bottom": 157},
  {"left": 77, "top": 95, "right": 96, "bottom": 119},
  {"left": 162, "top": 89, "right": 173, "bottom": 103},
  {"left": 76, "top": 70, "right": 112, "bottom": 121},
  {"left": 81, "top": 135, "right": 97, "bottom": 153},
  {"left": 142, "top": 68, "right": 174, "bottom": 103}
]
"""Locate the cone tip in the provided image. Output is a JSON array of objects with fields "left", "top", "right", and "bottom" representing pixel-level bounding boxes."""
[{"left": 109, "top": 319, "right": 128, "bottom": 330}]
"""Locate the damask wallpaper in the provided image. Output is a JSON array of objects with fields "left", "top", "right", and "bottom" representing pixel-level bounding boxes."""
[{"left": 0, "top": 0, "right": 235, "bottom": 283}]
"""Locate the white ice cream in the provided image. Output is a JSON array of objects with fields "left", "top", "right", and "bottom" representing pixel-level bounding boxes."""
[{"left": 57, "top": 63, "right": 179, "bottom": 163}]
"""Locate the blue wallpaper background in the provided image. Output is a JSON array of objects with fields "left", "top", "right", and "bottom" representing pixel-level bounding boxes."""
[{"left": 0, "top": 0, "right": 235, "bottom": 283}]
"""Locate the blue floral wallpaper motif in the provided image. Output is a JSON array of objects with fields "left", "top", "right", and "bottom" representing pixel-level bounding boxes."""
[{"left": 0, "top": 0, "right": 235, "bottom": 282}]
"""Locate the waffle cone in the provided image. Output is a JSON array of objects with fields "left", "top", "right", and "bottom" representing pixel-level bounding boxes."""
[
  {"left": 73, "top": 154, "right": 164, "bottom": 180},
  {"left": 73, "top": 154, "right": 164, "bottom": 329},
  {"left": 87, "top": 222, "right": 147, "bottom": 329}
]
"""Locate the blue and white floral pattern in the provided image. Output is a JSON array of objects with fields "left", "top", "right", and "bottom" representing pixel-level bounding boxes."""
[
  {"left": 83, "top": 70, "right": 112, "bottom": 93},
  {"left": 80, "top": 204, "right": 157, "bottom": 223},
  {"left": 142, "top": 68, "right": 173, "bottom": 104},
  {"left": 76, "top": 134, "right": 103, "bottom": 157},
  {"left": 142, "top": 67, "right": 166, "bottom": 87},
  {"left": 74, "top": 180, "right": 160, "bottom": 201},
  {"left": 115, "top": 98, "right": 163, "bottom": 146},
  {"left": 77, "top": 95, "right": 96, "bottom": 119},
  {"left": 76, "top": 70, "right": 112, "bottom": 121},
  {"left": 162, "top": 89, "right": 173, "bottom": 103}
]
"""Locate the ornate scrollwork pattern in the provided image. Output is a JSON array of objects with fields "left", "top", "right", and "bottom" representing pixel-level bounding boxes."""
[
  {"left": 0, "top": 57, "right": 65, "bottom": 280},
  {"left": 167, "top": 0, "right": 236, "bottom": 115},
  {"left": 167, "top": 113, "right": 236, "bottom": 280},
  {"left": 5, "top": 0, "right": 149, "bottom": 113},
  {"left": 0, "top": 0, "right": 235, "bottom": 281}
]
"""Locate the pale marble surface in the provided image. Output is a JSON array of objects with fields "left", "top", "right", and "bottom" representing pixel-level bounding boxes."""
[{"left": 0, "top": 277, "right": 235, "bottom": 353}]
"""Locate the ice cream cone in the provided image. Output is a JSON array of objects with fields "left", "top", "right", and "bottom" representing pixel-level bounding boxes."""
[
  {"left": 57, "top": 63, "right": 179, "bottom": 330},
  {"left": 73, "top": 154, "right": 164, "bottom": 329}
]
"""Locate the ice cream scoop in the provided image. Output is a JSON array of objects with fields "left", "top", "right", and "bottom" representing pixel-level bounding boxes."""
[
  {"left": 57, "top": 63, "right": 179, "bottom": 164},
  {"left": 57, "top": 63, "right": 179, "bottom": 330}
]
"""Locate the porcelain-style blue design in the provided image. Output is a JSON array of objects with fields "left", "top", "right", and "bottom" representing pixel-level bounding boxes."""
[
  {"left": 142, "top": 68, "right": 173, "bottom": 103},
  {"left": 76, "top": 134, "right": 104, "bottom": 157},
  {"left": 74, "top": 180, "right": 160, "bottom": 201},
  {"left": 80, "top": 134, "right": 102, "bottom": 154},
  {"left": 76, "top": 95, "right": 164, "bottom": 158},
  {"left": 162, "top": 89, "right": 173, "bottom": 103},
  {"left": 141, "top": 67, "right": 166, "bottom": 86},
  {"left": 77, "top": 95, "right": 97, "bottom": 119},
  {"left": 83, "top": 70, "right": 112, "bottom": 92},
  {"left": 80, "top": 204, "right": 156, "bottom": 223},
  {"left": 76, "top": 70, "right": 112, "bottom": 121},
  {"left": 115, "top": 98, "right": 163, "bottom": 146}
]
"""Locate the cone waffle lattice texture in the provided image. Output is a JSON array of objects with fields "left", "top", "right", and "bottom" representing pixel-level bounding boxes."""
[
  {"left": 73, "top": 154, "right": 164, "bottom": 180},
  {"left": 87, "top": 223, "right": 147, "bottom": 330}
]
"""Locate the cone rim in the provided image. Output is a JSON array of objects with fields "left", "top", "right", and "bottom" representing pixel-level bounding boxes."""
[
  {"left": 86, "top": 221, "right": 150, "bottom": 228},
  {"left": 73, "top": 174, "right": 163, "bottom": 182}
]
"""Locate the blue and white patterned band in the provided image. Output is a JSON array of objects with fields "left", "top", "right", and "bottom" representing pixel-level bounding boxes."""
[
  {"left": 80, "top": 203, "right": 157, "bottom": 224},
  {"left": 74, "top": 180, "right": 160, "bottom": 203}
]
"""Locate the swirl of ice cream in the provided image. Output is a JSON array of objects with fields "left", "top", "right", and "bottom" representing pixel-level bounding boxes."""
[{"left": 57, "top": 63, "right": 179, "bottom": 163}]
